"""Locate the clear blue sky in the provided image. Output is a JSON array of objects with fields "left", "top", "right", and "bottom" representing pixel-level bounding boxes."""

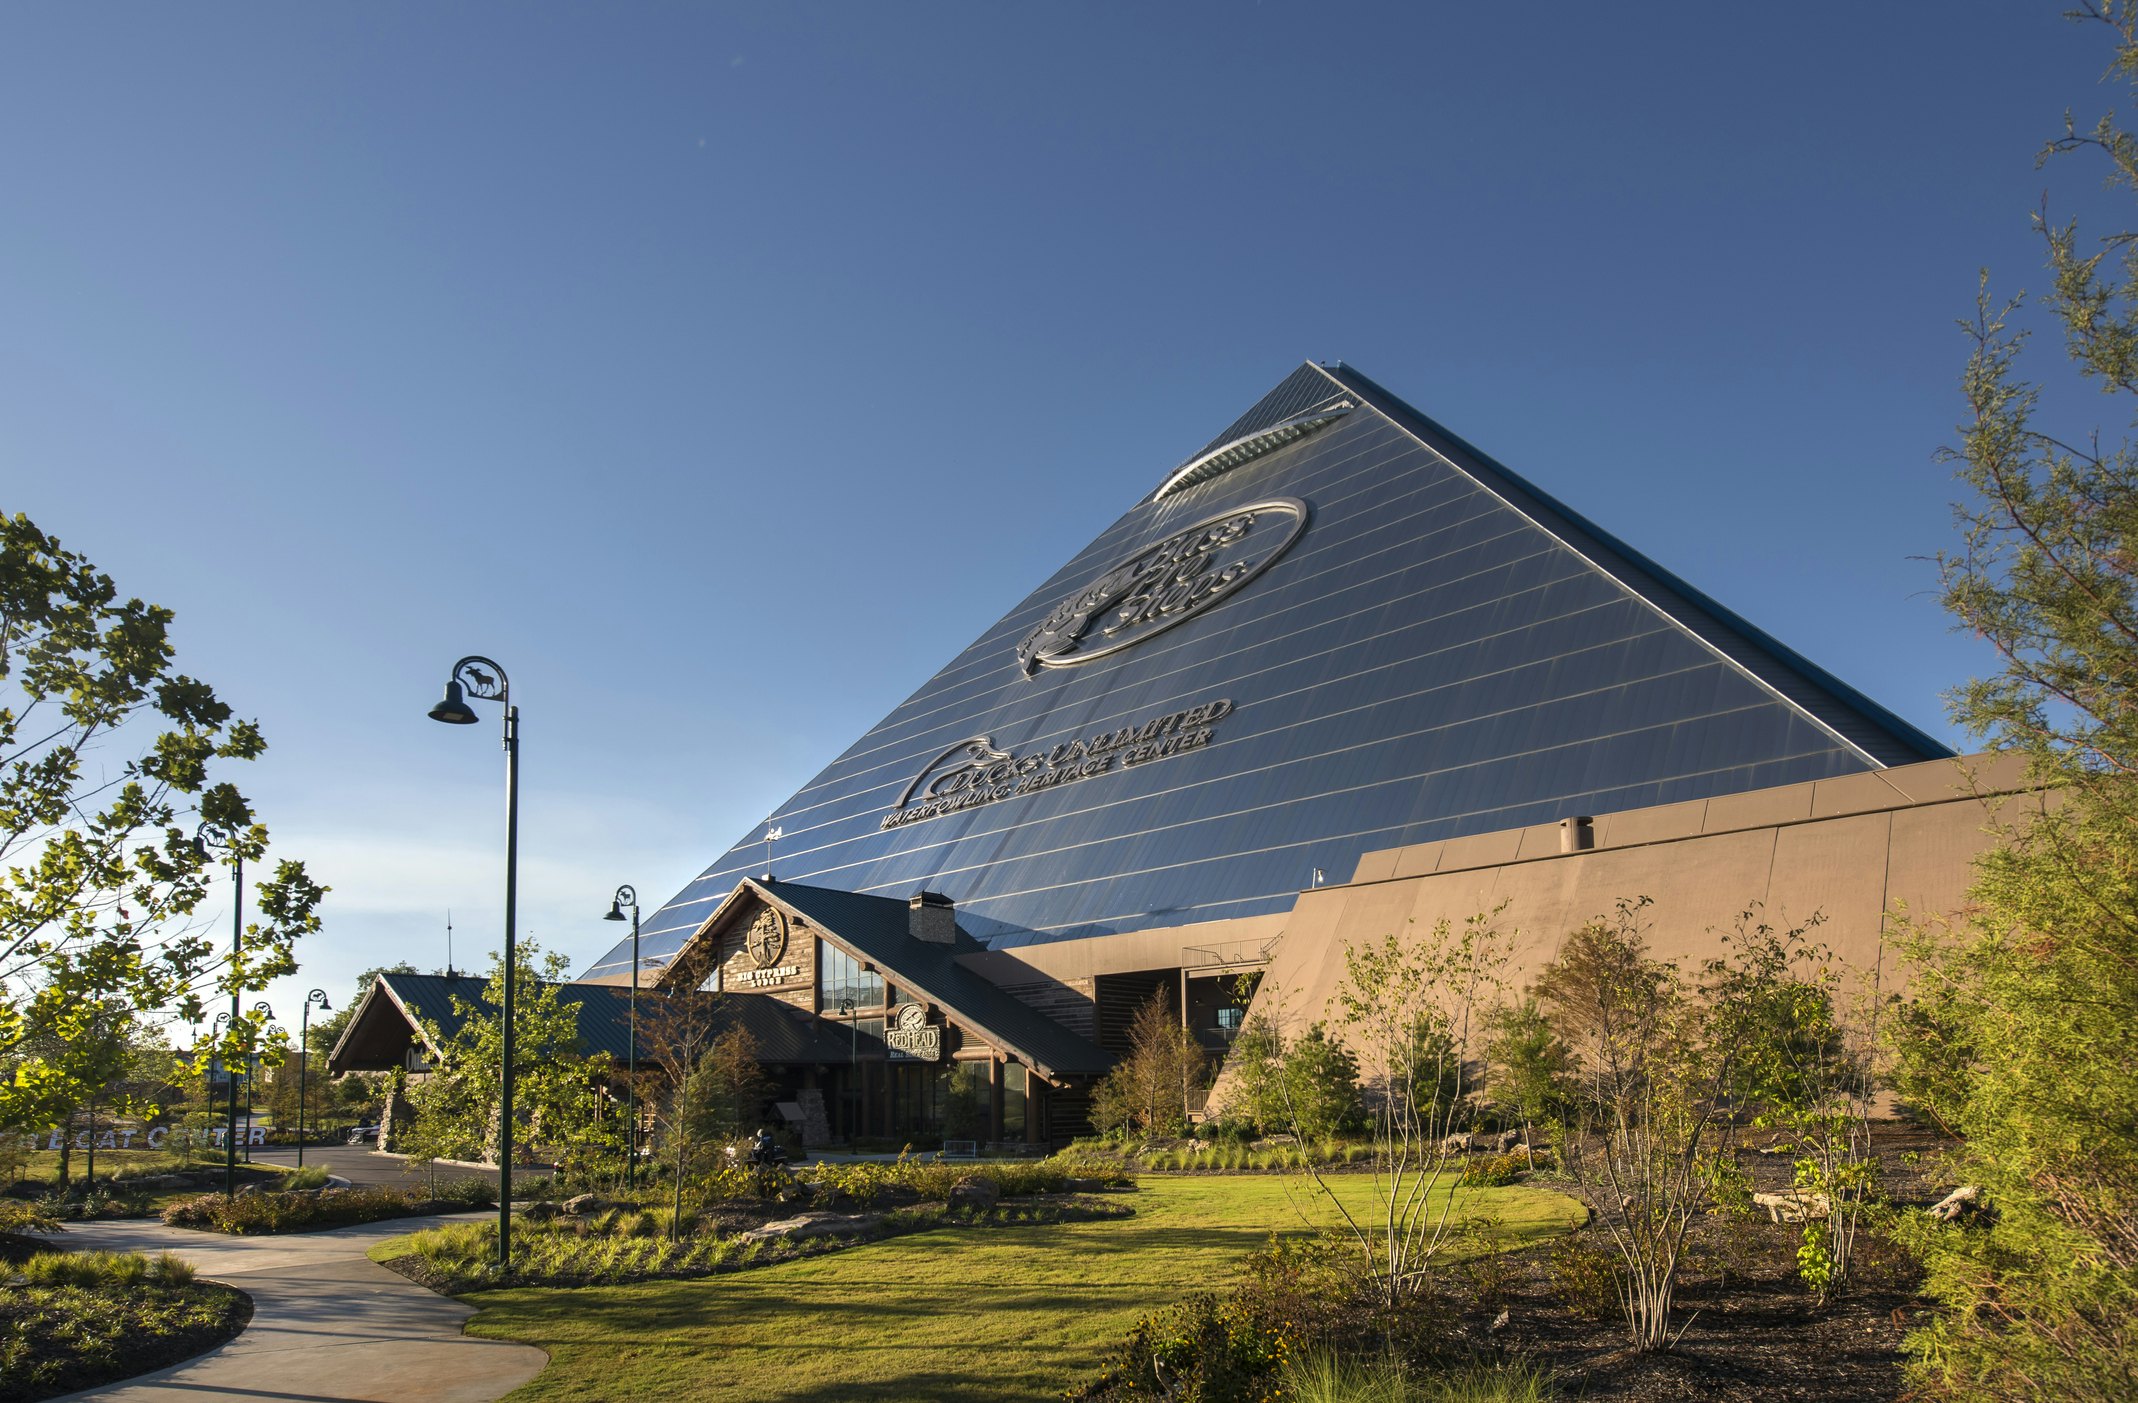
[{"left": 1, "top": 4, "right": 2117, "bottom": 1023}]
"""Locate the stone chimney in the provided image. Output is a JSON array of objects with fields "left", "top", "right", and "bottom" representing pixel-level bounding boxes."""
[{"left": 909, "top": 890, "right": 956, "bottom": 945}]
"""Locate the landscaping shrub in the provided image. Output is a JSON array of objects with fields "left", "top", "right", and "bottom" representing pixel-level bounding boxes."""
[
  {"left": 31, "top": 1182, "right": 150, "bottom": 1222},
  {"left": 280, "top": 1165, "right": 330, "bottom": 1191},
  {"left": 391, "top": 1182, "right": 1133, "bottom": 1292},
  {"left": 436, "top": 1176, "right": 498, "bottom": 1207},
  {"left": 1543, "top": 1238, "right": 1621, "bottom": 1322},
  {"left": 1457, "top": 1151, "right": 1552, "bottom": 1188},
  {"left": 0, "top": 1273, "right": 245, "bottom": 1402},
  {"left": 1281, "top": 1351, "right": 1558, "bottom": 1403},
  {"left": 161, "top": 1186, "right": 447, "bottom": 1234},
  {"left": 17, "top": 1248, "right": 197, "bottom": 1290}
]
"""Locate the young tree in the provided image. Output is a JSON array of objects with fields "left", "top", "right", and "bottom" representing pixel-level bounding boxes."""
[
  {"left": 695, "top": 1027, "right": 771, "bottom": 1143},
  {"left": 1703, "top": 911, "right": 1876, "bottom": 1304},
  {"left": 639, "top": 986, "right": 741, "bottom": 1236},
  {"left": 1087, "top": 990, "right": 1207, "bottom": 1139},
  {"left": 1486, "top": 996, "right": 1574, "bottom": 1165},
  {"left": 1887, "top": 7, "right": 2138, "bottom": 1397},
  {"left": 0, "top": 514, "right": 325, "bottom": 1131},
  {"left": 405, "top": 939, "right": 595, "bottom": 1166},
  {"left": 1535, "top": 899, "right": 1765, "bottom": 1353},
  {"left": 1298, "top": 911, "right": 1512, "bottom": 1309}
]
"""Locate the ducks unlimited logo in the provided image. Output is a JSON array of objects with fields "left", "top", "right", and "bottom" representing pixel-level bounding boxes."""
[
  {"left": 882, "top": 698, "right": 1235, "bottom": 830},
  {"left": 1014, "top": 498, "right": 1308, "bottom": 674}
]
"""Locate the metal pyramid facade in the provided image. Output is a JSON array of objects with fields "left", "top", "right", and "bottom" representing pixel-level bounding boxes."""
[{"left": 588, "top": 362, "right": 1946, "bottom": 978}]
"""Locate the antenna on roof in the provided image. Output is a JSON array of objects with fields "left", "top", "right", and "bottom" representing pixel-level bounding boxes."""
[{"left": 445, "top": 910, "right": 455, "bottom": 980}]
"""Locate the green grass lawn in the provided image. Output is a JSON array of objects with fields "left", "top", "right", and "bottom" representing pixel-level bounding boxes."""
[{"left": 434, "top": 1175, "right": 1584, "bottom": 1402}]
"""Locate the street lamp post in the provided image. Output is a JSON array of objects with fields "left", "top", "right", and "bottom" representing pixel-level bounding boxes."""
[
  {"left": 426, "top": 656, "right": 518, "bottom": 1272},
  {"left": 247, "top": 1003, "right": 274, "bottom": 1164},
  {"left": 839, "top": 999, "right": 857, "bottom": 1141},
  {"left": 298, "top": 989, "right": 331, "bottom": 1169},
  {"left": 210, "top": 1011, "right": 232, "bottom": 1180},
  {"left": 602, "top": 887, "right": 640, "bottom": 1190},
  {"left": 224, "top": 848, "right": 243, "bottom": 1197}
]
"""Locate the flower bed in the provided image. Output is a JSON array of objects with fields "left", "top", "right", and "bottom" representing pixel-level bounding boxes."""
[
  {"left": 161, "top": 1178, "right": 495, "bottom": 1235},
  {"left": 1, "top": 1250, "right": 249, "bottom": 1403},
  {"left": 387, "top": 1193, "right": 1134, "bottom": 1293}
]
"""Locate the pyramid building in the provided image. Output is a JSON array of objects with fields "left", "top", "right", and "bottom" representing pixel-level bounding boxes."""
[
  {"left": 591, "top": 361, "right": 1945, "bottom": 978},
  {"left": 547, "top": 363, "right": 2001, "bottom": 1145}
]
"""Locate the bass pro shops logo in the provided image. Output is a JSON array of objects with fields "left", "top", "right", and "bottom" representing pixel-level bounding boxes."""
[{"left": 1014, "top": 498, "right": 1308, "bottom": 675}]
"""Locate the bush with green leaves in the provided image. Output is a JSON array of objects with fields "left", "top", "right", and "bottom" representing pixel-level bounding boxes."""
[
  {"left": 1457, "top": 1150, "right": 1551, "bottom": 1188},
  {"left": 1880, "top": 6, "right": 2138, "bottom": 1398},
  {"left": 1074, "top": 1234, "right": 1510, "bottom": 1402},
  {"left": 1281, "top": 1350, "right": 1558, "bottom": 1403},
  {"left": 1226, "top": 1014, "right": 1365, "bottom": 1142},
  {"left": 160, "top": 1186, "right": 448, "bottom": 1234}
]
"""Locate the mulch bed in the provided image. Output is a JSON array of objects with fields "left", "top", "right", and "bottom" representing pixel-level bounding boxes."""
[
  {"left": 0, "top": 1282, "right": 252, "bottom": 1403},
  {"left": 1443, "top": 1120, "right": 1954, "bottom": 1401},
  {"left": 381, "top": 1192, "right": 1134, "bottom": 1294},
  {"left": 1453, "top": 1216, "right": 1923, "bottom": 1401}
]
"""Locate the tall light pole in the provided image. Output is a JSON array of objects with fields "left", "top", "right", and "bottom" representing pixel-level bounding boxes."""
[
  {"left": 298, "top": 989, "right": 330, "bottom": 1169},
  {"left": 210, "top": 1011, "right": 234, "bottom": 1190},
  {"left": 839, "top": 998, "right": 857, "bottom": 1141},
  {"left": 247, "top": 1003, "right": 274, "bottom": 1164},
  {"left": 224, "top": 847, "right": 243, "bottom": 1197},
  {"left": 426, "top": 655, "right": 517, "bottom": 1272},
  {"left": 602, "top": 886, "right": 641, "bottom": 1190}
]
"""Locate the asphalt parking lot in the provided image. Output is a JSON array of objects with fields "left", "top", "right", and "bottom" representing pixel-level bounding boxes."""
[{"left": 244, "top": 1144, "right": 501, "bottom": 1191}]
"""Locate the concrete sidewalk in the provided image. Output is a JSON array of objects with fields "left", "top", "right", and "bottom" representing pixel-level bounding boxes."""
[{"left": 44, "top": 1215, "right": 547, "bottom": 1403}]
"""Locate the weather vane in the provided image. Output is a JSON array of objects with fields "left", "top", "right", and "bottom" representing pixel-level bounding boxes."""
[{"left": 763, "top": 824, "right": 784, "bottom": 878}]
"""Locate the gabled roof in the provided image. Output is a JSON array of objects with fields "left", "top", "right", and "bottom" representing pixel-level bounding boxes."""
[
  {"left": 684, "top": 878, "right": 1114, "bottom": 1079},
  {"left": 326, "top": 970, "right": 851, "bottom": 1074}
]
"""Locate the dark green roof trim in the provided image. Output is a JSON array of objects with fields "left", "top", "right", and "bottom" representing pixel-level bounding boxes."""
[{"left": 327, "top": 970, "right": 851, "bottom": 1074}]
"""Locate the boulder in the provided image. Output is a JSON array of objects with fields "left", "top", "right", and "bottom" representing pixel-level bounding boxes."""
[
  {"left": 125, "top": 1174, "right": 191, "bottom": 1191},
  {"left": 947, "top": 1175, "right": 1000, "bottom": 1212},
  {"left": 1752, "top": 1190, "right": 1830, "bottom": 1224},
  {"left": 562, "top": 1193, "right": 609, "bottom": 1216},
  {"left": 522, "top": 1200, "right": 562, "bottom": 1223},
  {"left": 737, "top": 1211, "right": 882, "bottom": 1243},
  {"left": 1439, "top": 1132, "right": 1475, "bottom": 1154},
  {"left": 1929, "top": 1185, "right": 1986, "bottom": 1223},
  {"left": 1493, "top": 1130, "right": 1523, "bottom": 1153}
]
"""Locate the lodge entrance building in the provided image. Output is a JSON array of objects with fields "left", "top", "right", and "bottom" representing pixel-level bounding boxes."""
[{"left": 328, "top": 877, "right": 1115, "bottom": 1150}]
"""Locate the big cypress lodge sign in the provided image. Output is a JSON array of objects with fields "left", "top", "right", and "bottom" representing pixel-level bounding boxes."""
[{"left": 882, "top": 698, "right": 1234, "bottom": 830}]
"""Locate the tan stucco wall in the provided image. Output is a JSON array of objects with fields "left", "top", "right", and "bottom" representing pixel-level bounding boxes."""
[
  {"left": 963, "top": 752, "right": 2036, "bottom": 1057},
  {"left": 1248, "top": 751, "right": 2036, "bottom": 1038}
]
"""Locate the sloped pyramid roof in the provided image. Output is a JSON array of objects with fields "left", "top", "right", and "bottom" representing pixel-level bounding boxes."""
[{"left": 589, "top": 362, "right": 1946, "bottom": 977}]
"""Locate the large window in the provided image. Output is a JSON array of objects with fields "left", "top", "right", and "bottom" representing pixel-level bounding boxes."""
[
  {"left": 819, "top": 941, "right": 884, "bottom": 1011},
  {"left": 1002, "top": 1062, "right": 1027, "bottom": 1141}
]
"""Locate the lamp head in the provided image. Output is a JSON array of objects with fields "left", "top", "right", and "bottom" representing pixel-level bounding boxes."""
[
  {"left": 604, "top": 899, "right": 626, "bottom": 922},
  {"left": 428, "top": 679, "right": 479, "bottom": 725}
]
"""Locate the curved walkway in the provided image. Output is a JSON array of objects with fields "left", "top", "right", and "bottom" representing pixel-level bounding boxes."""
[{"left": 45, "top": 1215, "right": 547, "bottom": 1403}]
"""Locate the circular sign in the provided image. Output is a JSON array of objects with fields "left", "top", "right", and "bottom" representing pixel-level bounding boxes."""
[
  {"left": 744, "top": 909, "right": 789, "bottom": 969},
  {"left": 1014, "top": 498, "right": 1309, "bottom": 674}
]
